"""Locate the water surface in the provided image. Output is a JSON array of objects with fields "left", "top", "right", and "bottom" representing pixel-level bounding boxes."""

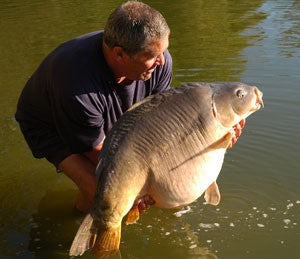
[{"left": 0, "top": 0, "right": 299, "bottom": 258}]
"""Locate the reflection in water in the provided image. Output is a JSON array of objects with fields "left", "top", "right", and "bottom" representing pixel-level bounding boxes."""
[
  {"left": 184, "top": 223, "right": 217, "bottom": 259},
  {"left": 164, "top": 0, "right": 266, "bottom": 84},
  {"left": 279, "top": 1, "right": 300, "bottom": 57},
  {"left": 94, "top": 250, "right": 122, "bottom": 259},
  {"left": 28, "top": 192, "right": 220, "bottom": 259},
  {"left": 120, "top": 206, "right": 220, "bottom": 259}
]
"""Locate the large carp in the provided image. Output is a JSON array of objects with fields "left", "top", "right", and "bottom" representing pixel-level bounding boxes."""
[{"left": 69, "top": 82, "right": 263, "bottom": 256}]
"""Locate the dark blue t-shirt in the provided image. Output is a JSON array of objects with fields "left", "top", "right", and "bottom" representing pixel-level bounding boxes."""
[{"left": 15, "top": 31, "right": 172, "bottom": 157}]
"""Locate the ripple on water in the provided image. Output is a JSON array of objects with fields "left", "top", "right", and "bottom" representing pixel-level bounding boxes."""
[
  {"left": 145, "top": 194, "right": 297, "bottom": 254},
  {"left": 187, "top": 198, "right": 300, "bottom": 236}
]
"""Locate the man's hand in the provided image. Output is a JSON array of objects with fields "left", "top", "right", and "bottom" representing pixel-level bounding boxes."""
[
  {"left": 135, "top": 194, "right": 155, "bottom": 213},
  {"left": 228, "top": 119, "right": 246, "bottom": 149},
  {"left": 125, "top": 194, "right": 155, "bottom": 225}
]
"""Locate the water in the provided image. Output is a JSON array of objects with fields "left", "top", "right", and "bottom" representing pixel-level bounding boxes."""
[{"left": 0, "top": 0, "right": 299, "bottom": 258}]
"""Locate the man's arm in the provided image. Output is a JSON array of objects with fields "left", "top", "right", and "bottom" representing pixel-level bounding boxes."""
[{"left": 83, "top": 141, "right": 104, "bottom": 166}]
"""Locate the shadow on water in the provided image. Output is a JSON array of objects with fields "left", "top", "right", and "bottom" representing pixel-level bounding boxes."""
[
  {"left": 28, "top": 189, "right": 80, "bottom": 258},
  {"left": 28, "top": 191, "right": 219, "bottom": 259}
]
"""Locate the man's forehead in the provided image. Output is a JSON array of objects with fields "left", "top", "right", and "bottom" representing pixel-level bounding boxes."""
[{"left": 143, "top": 38, "right": 169, "bottom": 55}]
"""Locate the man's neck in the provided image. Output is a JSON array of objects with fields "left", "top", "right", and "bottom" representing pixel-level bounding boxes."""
[{"left": 116, "top": 77, "right": 133, "bottom": 86}]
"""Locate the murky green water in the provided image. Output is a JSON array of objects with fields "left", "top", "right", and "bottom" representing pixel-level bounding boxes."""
[{"left": 1, "top": 0, "right": 299, "bottom": 258}]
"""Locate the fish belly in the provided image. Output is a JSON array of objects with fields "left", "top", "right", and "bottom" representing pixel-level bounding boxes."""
[{"left": 149, "top": 148, "right": 226, "bottom": 208}]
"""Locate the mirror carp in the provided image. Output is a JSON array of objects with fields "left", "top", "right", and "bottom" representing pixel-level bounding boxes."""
[{"left": 70, "top": 82, "right": 264, "bottom": 256}]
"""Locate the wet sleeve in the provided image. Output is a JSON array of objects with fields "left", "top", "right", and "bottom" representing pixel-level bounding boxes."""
[
  {"left": 52, "top": 93, "right": 105, "bottom": 153},
  {"left": 152, "top": 49, "right": 173, "bottom": 94}
]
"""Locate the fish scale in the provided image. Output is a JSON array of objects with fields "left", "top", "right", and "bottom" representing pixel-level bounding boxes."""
[{"left": 141, "top": 96, "right": 206, "bottom": 163}]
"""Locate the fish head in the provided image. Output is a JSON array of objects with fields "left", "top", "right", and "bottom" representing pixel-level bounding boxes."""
[{"left": 211, "top": 82, "right": 264, "bottom": 128}]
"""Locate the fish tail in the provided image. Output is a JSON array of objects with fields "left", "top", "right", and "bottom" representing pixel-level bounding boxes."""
[
  {"left": 93, "top": 225, "right": 121, "bottom": 252},
  {"left": 69, "top": 213, "right": 97, "bottom": 256}
]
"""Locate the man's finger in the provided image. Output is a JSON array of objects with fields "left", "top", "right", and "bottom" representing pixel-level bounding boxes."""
[
  {"left": 239, "top": 119, "right": 246, "bottom": 128},
  {"left": 137, "top": 202, "right": 147, "bottom": 213},
  {"left": 144, "top": 195, "right": 155, "bottom": 205},
  {"left": 136, "top": 194, "right": 155, "bottom": 214}
]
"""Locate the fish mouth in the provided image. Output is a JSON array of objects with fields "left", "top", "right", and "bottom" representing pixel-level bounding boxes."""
[
  {"left": 255, "top": 87, "right": 264, "bottom": 109},
  {"left": 211, "top": 86, "right": 264, "bottom": 128}
]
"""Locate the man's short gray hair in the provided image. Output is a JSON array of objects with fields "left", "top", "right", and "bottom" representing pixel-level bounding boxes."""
[{"left": 103, "top": 1, "right": 170, "bottom": 56}]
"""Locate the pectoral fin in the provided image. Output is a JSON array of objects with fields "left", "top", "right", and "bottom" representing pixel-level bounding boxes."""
[
  {"left": 125, "top": 206, "right": 140, "bottom": 225},
  {"left": 204, "top": 181, "right": 221, "bottom": 206},
  {"left": 209, "top": 132, "right": 233, "bottom": 150}
]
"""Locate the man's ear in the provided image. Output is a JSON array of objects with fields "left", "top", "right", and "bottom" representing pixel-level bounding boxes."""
[{"left": 112, "top": 46, "right": 126, "bottom": 62}]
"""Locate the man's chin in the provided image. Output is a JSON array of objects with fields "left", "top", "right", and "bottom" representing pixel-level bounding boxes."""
[{"left": 141, "top": 72, "right": 153, "bottom": 81}]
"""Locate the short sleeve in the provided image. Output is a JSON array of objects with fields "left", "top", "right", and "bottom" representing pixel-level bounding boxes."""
[
  {"left": 151, "top": 49, "right": 173, "bottom": 94},
  {"left": 52, "top": 92, "right": 105, "bottom": 153}
]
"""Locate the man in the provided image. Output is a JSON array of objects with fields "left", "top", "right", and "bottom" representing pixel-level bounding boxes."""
[
  {"left": 16, "top": 1, "right": 243, "bottom": 214},
  {"left": 15, "top": 1, "right": 172, "bottom": 213}
]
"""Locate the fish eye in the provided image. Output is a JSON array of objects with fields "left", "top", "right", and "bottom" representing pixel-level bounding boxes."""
[{"left": 236, "top": 89, "right": 246, "bottom": 99}]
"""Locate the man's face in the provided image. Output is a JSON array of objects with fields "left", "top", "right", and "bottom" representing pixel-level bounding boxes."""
[{"left": 122, "top": 37, "right": 169, "bottom": 81}]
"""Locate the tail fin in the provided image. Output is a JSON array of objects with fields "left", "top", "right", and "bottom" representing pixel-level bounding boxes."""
[
  {"left": 69, "top": 213, "right": 97, "bottom": 256},
  {"left": 93, "top": 225, "right": 121, "bottom": 252}
]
